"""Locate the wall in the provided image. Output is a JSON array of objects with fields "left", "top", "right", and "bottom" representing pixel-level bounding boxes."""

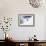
[{"left": 0, "top": 0, "right": 46, "bottom": 40}]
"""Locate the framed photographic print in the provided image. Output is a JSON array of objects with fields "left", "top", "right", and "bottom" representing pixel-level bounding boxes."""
[{"left": 18, "top": 14, "right": 35, "bottom": 27}]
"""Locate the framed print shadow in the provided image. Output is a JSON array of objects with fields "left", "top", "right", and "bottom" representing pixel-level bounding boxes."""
[{"left": 18, "top": 14, "right": 35, "bottom": 27}]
